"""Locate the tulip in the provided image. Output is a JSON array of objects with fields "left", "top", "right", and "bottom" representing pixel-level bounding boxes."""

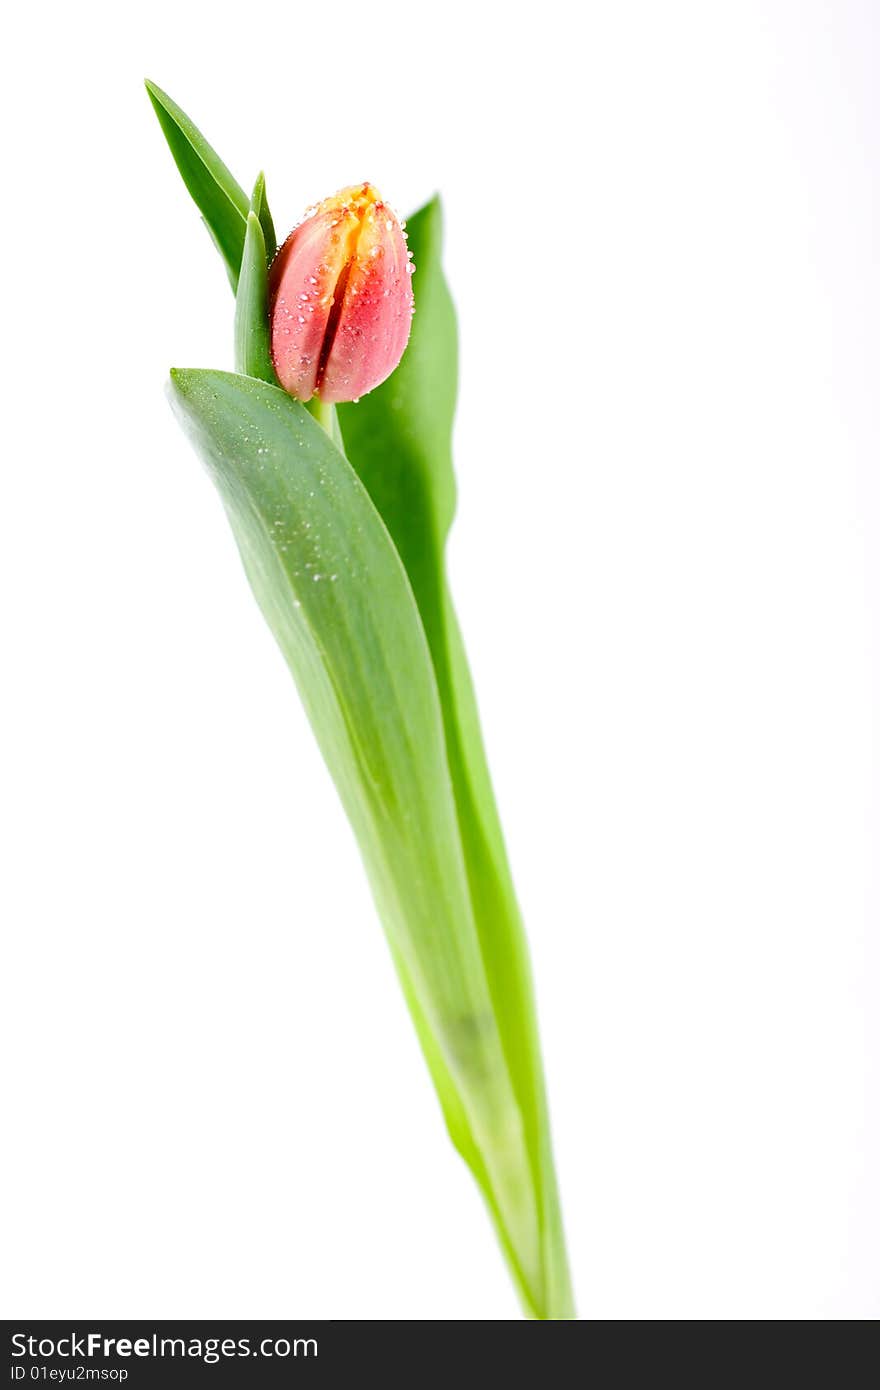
[
  {"left": 151, "top": 82, "right": 576, "bottom": 1317},
  {"left": 268, "top": 183, "right": 414, "bottom": 403}
]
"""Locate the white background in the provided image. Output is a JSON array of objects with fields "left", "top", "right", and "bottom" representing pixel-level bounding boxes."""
[{"left": 2, "top": 1, "right": 878, "bottom": 1320}]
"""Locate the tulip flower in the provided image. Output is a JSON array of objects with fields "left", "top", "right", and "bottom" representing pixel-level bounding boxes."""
[
  {"left": 148, "top": 80, "right": 575, "bottom": 1321},
  {"left": 267, "top": 183, "right": 414, "bottom": 403}
]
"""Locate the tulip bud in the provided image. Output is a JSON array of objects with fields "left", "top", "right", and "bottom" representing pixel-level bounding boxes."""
[{"left": 268, "top": 183, "right": 414, "bottom": 403}]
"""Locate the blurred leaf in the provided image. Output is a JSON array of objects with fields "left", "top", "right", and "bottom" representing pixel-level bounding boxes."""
[
  {"left": 234, "top": 211, "right": 276, "bottom": 383},
  {"left": 145, "top": 80, "right": 249, "bottom": 289}
]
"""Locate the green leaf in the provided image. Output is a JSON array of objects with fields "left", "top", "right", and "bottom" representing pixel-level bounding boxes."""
[
  {"left": 145, "top": 79, "right": 250, "bottom": 289},
  {"left": 251, "top": 171, "right": 277, "bottom": 263},
  {"left": 168, "top": 369, "right": 554, "bottom": 1315},
  {"left": 338, "top": 198, "right": 575, "bottom": 1318},
  {"left": 234, "top": 212, "right": 276, "bottom": 384},
  {"left": 337, "top": 198, "right": 457, "bottom": 571}
]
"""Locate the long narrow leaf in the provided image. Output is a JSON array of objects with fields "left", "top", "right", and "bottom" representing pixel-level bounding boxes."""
[
  {"left": 145, "top": 80, "right": 249, "bottom": 288},
  {"left": 234, "top": 210, "right": 276, "bottom": 383},
  {"left": 168, "top": 368, "right": 551, "bottom": 1314},
  {"left": 338, "top": 199, "right": 575, "bottom": 1317}
]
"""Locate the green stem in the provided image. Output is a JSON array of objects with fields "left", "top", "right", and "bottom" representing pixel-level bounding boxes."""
[{"left": 307, "top": 396, "right": 345, "bottom": 451}]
